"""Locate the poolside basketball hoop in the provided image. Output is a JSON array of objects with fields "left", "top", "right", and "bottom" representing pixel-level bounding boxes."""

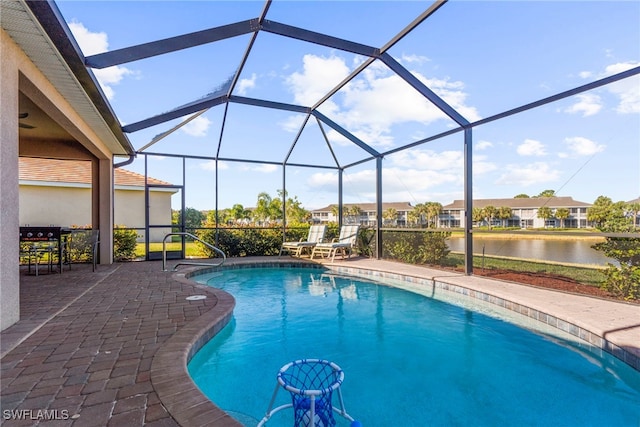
[{"left": 257, "top": 359, "right": 359, "bottom": 427}]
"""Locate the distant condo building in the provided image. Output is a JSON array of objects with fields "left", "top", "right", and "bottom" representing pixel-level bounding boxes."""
[
  {"left": 441, "top": 197, "right": 591, "bottom": 229},
  {"left": 311, "top": 197, "right": 604, "bottom": 229}
]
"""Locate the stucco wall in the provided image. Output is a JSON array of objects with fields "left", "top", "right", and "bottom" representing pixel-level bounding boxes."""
[
  {"left": 1, "top": 30, "right": 21, "bottom": 331},
  {"left": 19, "top": 184, "right": 174, "bottom": 242},
  {"left": 20, "top": 185, "right": 92, "bottom": 227},
  {"left": 114, "top": 187, "right": 174, "bottom": 242}
]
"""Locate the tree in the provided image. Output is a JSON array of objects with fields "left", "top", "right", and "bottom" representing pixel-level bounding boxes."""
[
  {"left": 347, "top": 205, "right": 363, "bottom": 224},
  {"left": 229, "top": 204, "right": 251, "bottom": 223},
  {"left": 412, "top": 203, "right": 427, "bottom": 226},
  {"left": 590, "top": 201, "right": 640, "bottom": 300},
  {"left": 253, "top": 191, "right": 287, "bottom": 223},
  {"left": 625, "top": 202, "right": 640, "bottom": 227},
  {"left": 282, "top": 192, "right": 310, "bottom": 224},
  {"left": 555, "top": 208, "right": 570, "bottom": 228},
  {"left": 536, "top": 189, "right": 556, "bottom": 198},
  {"left": 537, "top": 206, "right": 554, "bottom": 227},
  {"left": 407, "top": 209, "right": 421, "bottom": 226},
  {"left": 383, "top": 208, "right": 398, "bottom": 226},
  {"left": 330, "top": 205, "right": 340, "bottom": 221},
  {"left": 253, "top": 192, "right": 273, "bottom": 223},
  {"left": 472, "top": 207, "right": 484, "bottom": 225},
  {"left": 424, "top": 202, "right": 443, "bottom": 228},
  {"left": 482, "top": 205, "right": 498, "bottom": 230},
  {"left": 497, "top": 206, "right": 513, "bottom": 227},
  {"left": 173, "top": 207, "right": 205, "bottom": 231},
  {"left": 514, "top": 193, "right": 530, "bottom": 198},
  {"left": 587, "top": 196, "right": 616, "bottom": 227}
]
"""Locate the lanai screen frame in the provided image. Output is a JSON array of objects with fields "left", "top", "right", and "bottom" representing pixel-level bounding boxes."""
[{"left": 81, "top": 0, "right": 640, "bottom": 274}]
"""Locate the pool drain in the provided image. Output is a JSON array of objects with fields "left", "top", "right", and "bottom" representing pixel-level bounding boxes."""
[{"left": 186, "top": 295, "right": 207, "bottom": 301}]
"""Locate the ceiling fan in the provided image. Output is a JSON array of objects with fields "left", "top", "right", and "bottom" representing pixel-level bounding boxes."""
[{"left": 19, "top": 112, "right": 35, "bottom": 129}]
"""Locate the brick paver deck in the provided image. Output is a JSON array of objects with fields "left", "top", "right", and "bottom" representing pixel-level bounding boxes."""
[
  {"left": 1, "top": 257, "right": 638, "bottom": 426},
  {"left": 1, "top": 261, "right": 237, "bottom": 427}
]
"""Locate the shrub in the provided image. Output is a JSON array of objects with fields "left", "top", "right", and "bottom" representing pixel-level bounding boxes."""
[
  {"left": 600, "top": 263, "right": 640, "bottom": 301},
  {"left": 591, "top": 218, "right": 639, "bottom": 300},
  {"left": 68, "top": 229, "right": 93, "bottom": 263},
  {"left": 357, "top": 227, "right": 376, "bottom": 258},
  {"left": 383, "top": 230, "right": 451, "bottom": 265},
  {"left": 196, "top": 226, "right": 285, "bottom": 257},
  {"left": 114, "top": 226, "right": 139, "bottom": 261}
]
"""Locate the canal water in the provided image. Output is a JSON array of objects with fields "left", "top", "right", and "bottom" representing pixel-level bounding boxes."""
[{"left": 447, "top": 236, "right": 613, "bottom": 266}]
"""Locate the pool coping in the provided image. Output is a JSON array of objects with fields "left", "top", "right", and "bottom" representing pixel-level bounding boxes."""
[{"left": 152, "top": 257, "right": 640, "bottom": 427}]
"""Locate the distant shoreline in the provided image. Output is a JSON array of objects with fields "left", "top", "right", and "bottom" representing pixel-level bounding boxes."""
[{"left": 462, "top": 231, "right": 606, "bottom": 242}]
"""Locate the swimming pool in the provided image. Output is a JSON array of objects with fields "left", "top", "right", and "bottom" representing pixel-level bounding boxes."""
[{"left": 189, "top": 266, "right": 640, "bottom": 426}]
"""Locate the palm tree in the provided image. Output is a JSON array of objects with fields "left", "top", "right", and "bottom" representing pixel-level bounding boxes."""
[
  {"left": 537, "top": 206, "right": 554, "bottom": 228},
  {"left": 587, "top": 196, "right": 614, "bottom": 227},
  {"left": 347, "top": 205, "right": 363, "bottom": 224},
  {"left": 253, "top": 192, "right": 273, "bottom": 223},
  {"left": 330, "top": 205, "right": 340, "bottom": 222},
  {"left": 497, "top": 206, "right": 513, "bottom": 228},
  {"left": 424, "top": 202, "right": 443, "bottom": 228},
  {"left": 407, "top": 209, "right": 421, "bottom": 226},
  {"left": 536, "top": 189, "right": 556, "bottom": 198},
  {"left": 483, "top": 205, "right": 498, "bottom": 230},
  {"left": 626, "top": 202, "right": 640, "bottom": 227},
  {"left": 555, "top": 208, "right": 570, "bottom": 228},
  {"left": 472, "top": 207, "right": 484, "bottom": 226},
  {"left": 383, "top": 208, "right": 398, "bottom": 226},
  {"left": 412, "top": 203, "right": 426, "bottom": 226}
]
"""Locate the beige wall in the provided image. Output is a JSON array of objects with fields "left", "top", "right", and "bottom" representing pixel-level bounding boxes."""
[
  {"left": 114, "top": 187, "right": 174, "bottom": 242},
  {"left": 19, "top": 185, "right": 92, "bottom": 227},
  {"left": 19, "top": 184, "right": 175, "bottom": 242}
]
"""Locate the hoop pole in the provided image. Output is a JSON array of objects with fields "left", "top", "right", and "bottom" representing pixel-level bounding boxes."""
[{"left": 310, "top": 395, "right": 316, "bottom": 427}]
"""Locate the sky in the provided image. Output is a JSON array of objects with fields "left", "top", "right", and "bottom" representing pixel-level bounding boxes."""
[{"left": 56, "top": 0, "right": 640, "bottom": 211}]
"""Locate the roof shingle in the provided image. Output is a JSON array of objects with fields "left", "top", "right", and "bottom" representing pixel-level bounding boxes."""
[{"left": 19, "top": 157, "right": 170, "bottom": 186}]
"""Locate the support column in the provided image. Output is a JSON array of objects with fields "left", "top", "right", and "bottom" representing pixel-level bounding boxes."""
[
  {"left": 93, "top": 157, "right": 114, "bottom": 264},
  {"left": 0, "top": 31, "right": 20, "bottom": 330},
  {"left": 338, "top": 169, "right": 343, "bottom": 228},
  {"left": 375, "top": 157, "right": 383, "bottom": 259},
  {"left": 463, "top": 127, "right": 473, "bottom": 275}
]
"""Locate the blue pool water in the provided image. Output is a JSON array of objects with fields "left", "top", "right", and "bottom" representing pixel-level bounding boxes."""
[{"left": 189, "top": 267, "right": 640, "bottom": 426}]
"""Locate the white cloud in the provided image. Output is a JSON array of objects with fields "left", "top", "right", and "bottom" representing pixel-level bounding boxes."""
[
  {"left": 388, "top": 149, "right": 463, "bottom": 171},
  {"left": 305, "top": 147, "right": 496, "bottom": 202},
  {"left": 495, "top": 162, "right": 560, "bottom": 186},
  {"left": 578, "top": 71, "right": 593, "bottom": 79},
  {"left": 473, "top": 154, "right": 498, "bottom": 175},
  {"left": 181, "top": 115, "right": 211, "bottom": 137},
  {"left": 240, "top": 164, "right": 279, "bottom": 173},
  {"left": 561, "top": 136, "right": 606, "bottom": 157},
  {"left": 199, "top": 160, "right": 229, "bottom": 171},
  {"left": 400, "top": 54, "right": 430, "bottom": 65},
  {"left": 602, "top": 61, "right": 640, "bottom": 114},
  {"left": 475, "top": 140, "right": 493, "bottom": 150},
  {"left": 284, "top": 55, "right": 480, "bottom": 148},
  {"left": 286, "top": 54, "right": 351, "bottom": 106},
  {"left": 563, "top": 93, "right": 602, "bottom": 117},
  {"left": 68, "top": 21, "right": 134, "bottom": 100},
  {"left": 517, "top": 139, "right": 547, "bottom": 156},
  {"left": 308, "top": 167, "right": 461, "bottom": 202},
  {"left": 236, "top": 73, "right": 257, "bottom": 96}
]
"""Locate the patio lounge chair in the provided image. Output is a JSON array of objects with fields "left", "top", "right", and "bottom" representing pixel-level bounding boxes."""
[
  {"left": 311, "top": 224, "right": 360, "bottom": 262},
  {"left": 280, "top": 225, "right": 327, "bottom": 257}
]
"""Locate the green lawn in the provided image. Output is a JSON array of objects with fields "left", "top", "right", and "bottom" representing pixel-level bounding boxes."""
[
  {"left": 135, "top": 241, "right": 204, "bottom": 258},
  {"left": 445, "top": 253, "right": 606, "bottom": 286}
]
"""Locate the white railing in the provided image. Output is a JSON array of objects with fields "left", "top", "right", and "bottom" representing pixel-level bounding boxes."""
[{"left": 162, "top": 232, "right": 225, "bottom": 271}]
